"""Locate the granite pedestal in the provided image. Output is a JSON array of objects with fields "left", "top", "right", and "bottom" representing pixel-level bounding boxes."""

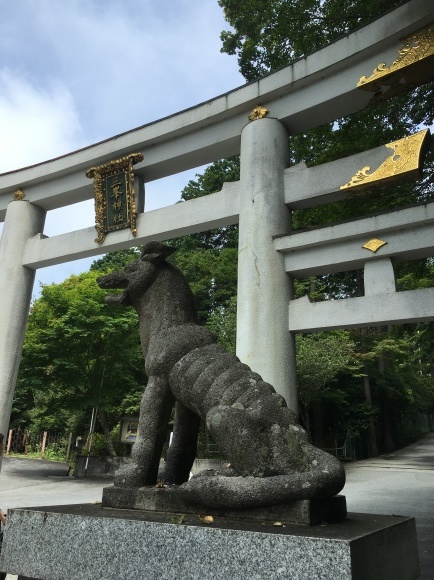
[{"left": 0, "top": 503, "right": 420, "bottom": 580}]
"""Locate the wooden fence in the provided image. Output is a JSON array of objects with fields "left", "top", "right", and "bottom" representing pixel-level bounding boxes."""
[{"left": 5, "top": 428, "right": 73, "bottom": 461}]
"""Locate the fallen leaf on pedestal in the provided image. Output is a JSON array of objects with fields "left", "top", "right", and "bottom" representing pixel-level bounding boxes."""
[
  {"left": 200, "top": 515, "right": 214, "bottom": 524},
  {"left": 171, "top": 514, "right": 185, "bottom": 524}
]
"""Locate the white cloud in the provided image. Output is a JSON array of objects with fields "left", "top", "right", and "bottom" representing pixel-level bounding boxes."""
[{"left": 0, "top": 70, "right": 85, "bottom": 172}]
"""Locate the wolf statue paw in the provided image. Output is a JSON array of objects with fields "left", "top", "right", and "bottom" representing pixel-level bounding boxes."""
[{"left": 113, "top": 462, "right": 145, "bottom": 488}]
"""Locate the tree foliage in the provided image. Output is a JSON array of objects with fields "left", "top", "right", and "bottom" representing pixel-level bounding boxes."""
[
  {"left": 296, "top": 331, "right": 360, "bottom": 433},
  {"left": 15, "top": 271, "right": 146, "bottom": 453},
  {"left": 206, "top": 295, "right": 237, "bottom": 352},
  {"left": 220, "top": 0, "right": 412, "bottom": 81}
]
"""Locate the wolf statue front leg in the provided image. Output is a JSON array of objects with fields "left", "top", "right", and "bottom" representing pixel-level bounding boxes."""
[
  {"left": 115, "top": 375, "right": 174, "bottom": 488},
  {"left": 161, "top": 401, "right": 201, "bottom": 484}
]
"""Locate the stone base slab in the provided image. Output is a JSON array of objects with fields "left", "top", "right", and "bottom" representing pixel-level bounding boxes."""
[
  {"left": 0, "top": 504, "right": 420, "bottom": 580},
  {"left": 102, "top": 485, "right": 347, "bottom": 525}
]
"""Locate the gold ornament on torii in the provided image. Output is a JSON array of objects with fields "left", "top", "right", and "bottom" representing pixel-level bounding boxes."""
[
  {"left": 362, "top": 238, "right": 387, "bottom": 253},
  {"left": 357, "top": 24, "right": 434, "bottom": 102},
  {"left": 340, "top": 129, "right": 430, "bottom": 193},
  {"left": 13, "top": 188, "right": 26, "bottom": 200},
  {"left": 248, "top": 106, "right": 269, "bottom": 121},
  {"left": 86, "top": 153, "right": 143, "bottom": 244}
]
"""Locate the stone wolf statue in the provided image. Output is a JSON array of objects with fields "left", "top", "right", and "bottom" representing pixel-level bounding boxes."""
[{"left": 97, "top": 241, "right": 345, "bottom": 509}]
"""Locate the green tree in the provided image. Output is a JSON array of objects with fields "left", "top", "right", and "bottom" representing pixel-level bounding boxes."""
[
  {"left": 171, "top": 247, "right": 238, "bottom": 323},
  {"left": 296, "top": 331, "right": 360, "bottom": 437},
  {"left": 15, "top": 271, "right": 146, "bottom": 455},
  {"left": 220, "top": 0, "right": 406, "bottom": 81},
  {"left": 206, "top": 295, "right": 237, "bottom": 352},
  {"left": 356, "top": 325, "right": 434, "bottom": 449}
]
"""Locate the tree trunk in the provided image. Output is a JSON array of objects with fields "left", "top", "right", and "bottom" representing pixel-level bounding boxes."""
[
  {"left": 312, "top": 399, "right": 324, "bottom": 447},
  {"left": 360, "top": 328, "right": 378, "bottom": 457},
  {"left": 363, "top": 372, "right": 378, "bottom": 457},
  {"left": 378, "top": 347, "right": 395, "bottom": 453},
  {"left": 355, "top": 269, "right": 364, "bottom": 297},
  {"left": 379, "top": 390, "right": 395, "bottom": 453},
  {"left": 97, "top": 408, "right": 117, "bottom": 457}
]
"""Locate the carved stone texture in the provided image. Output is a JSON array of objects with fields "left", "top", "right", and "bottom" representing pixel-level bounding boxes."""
[{"left": 97, "top": 241, "right": 345, "bottom": 509}]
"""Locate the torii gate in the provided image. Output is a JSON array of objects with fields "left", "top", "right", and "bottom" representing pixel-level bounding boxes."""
[{"left": 1, "top": 0, "right": 434, "bottom": 450}]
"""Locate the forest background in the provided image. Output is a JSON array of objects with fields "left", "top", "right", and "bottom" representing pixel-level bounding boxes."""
[{"left": 11, "top": 0, "right": 434, "bottom": 461}]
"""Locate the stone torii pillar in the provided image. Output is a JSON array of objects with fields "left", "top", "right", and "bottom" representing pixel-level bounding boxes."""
[
  {"left": 0, "top": 194, "right": 46, "bottom": 469},
  {"left": 236, "top": 114, "right": 297, "bottom": 412}
]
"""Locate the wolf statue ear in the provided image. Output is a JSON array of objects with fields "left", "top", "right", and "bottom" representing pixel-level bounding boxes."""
[{"left": 140, "top": 241, "right": 177, "bottom": 264}]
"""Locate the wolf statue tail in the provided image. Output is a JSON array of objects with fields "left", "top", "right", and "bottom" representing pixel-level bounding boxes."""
[{"left": 180, "top": 445, "right": 345, "bottom": 509}]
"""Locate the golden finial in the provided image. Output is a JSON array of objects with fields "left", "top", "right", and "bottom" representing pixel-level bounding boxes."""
[
  {"left": 13, "top": 188, "right": 26, "bottom": 200},
  {"left": 248, "top": 106, "right": 269, "bottom": 121}
]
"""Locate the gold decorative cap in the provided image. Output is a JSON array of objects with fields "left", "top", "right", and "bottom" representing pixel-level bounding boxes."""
[
  {"left": 13, "top": 188, "right": 26, "bottom": 200},
  {"left": 248, "top": 106, "right": 269, "bottom": 121},
  {"left": 362, "top": 238, "right": 387, "bottom": 253}
]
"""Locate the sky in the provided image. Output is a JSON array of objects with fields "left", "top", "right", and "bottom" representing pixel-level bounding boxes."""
[{"left": 0, "top": 0, "right": 244, "bottom": 295}]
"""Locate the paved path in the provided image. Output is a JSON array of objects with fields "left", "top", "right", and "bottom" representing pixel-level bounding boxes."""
[
  {"left": 0, "top": 457, "right": 105, "bottom": 509},
  {"left": 1, "top": 435, "right": 433, "bottom": 578},
  {"left": 344, "top": 434, "right": 434, "bottom": 579}
]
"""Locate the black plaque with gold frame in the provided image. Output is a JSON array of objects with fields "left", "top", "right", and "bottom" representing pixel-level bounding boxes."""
[{"left": 86, "top": 152, "right": 144, "bottom": 244}]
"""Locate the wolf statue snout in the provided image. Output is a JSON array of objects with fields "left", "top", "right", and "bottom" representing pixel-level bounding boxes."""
[{"left": 98, "top": 241, "right": 345, "bottom": 509}]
